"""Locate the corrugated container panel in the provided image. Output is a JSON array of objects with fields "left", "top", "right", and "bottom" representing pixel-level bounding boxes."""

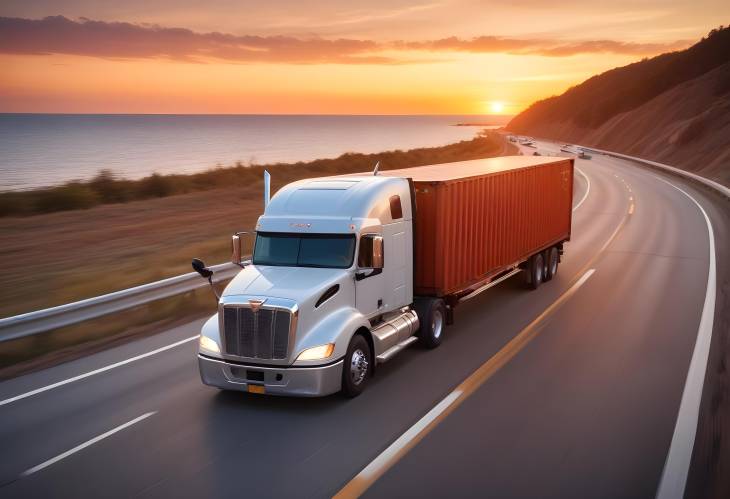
[{"left": 397, "top": 156, "right": 573, "bottom": 297}]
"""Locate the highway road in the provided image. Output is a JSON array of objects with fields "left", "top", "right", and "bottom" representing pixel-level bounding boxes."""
[{"left": 0, "top": 141, "right": 727, "bottom": 498}]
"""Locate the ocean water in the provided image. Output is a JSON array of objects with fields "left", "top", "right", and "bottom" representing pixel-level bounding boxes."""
[{"left": 0, "top": 114, "right": 509, "bottom": 191}]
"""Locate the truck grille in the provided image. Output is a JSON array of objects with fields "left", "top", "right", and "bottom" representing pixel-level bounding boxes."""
[{"left": 222, "top": 306, "right": 292, "bottom": 359}]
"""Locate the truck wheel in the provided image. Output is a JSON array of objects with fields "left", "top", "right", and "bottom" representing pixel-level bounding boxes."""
[
  {"left": 415, "top": 298, "right": 446, "bottom": 349},
  {"left": 341, "top": 334, "right": 371, "bottom": 398},
  {"left": 544, "top": 246, "right": 559, "bottom": 281},
  {"left": 526, "top": 252, "right": 544, "bottom": 290}
]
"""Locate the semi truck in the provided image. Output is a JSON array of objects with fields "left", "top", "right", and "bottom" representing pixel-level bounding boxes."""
[{"left": 193, "top": 155, "right": 574, "bottom": 397}]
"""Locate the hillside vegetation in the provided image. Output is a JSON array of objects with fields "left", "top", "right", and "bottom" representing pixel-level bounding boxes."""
[
  {"left": 0, "top": 130, "right": 508, "bottom": 217},
  {"left": 0, "top": 131, "right": 512, "bottom": 317},
  {"left": 507, "top": 26, "right": 730, "bottom": 185}
]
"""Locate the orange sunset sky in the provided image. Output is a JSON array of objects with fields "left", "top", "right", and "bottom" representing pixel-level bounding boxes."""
[{"left": 1, "top": 0, "right": 728, "bottom": 115}]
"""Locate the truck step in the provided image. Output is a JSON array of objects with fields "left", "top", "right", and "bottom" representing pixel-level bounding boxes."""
[{"left": 376, "top": 336, "right": 419, "bottom": 363}]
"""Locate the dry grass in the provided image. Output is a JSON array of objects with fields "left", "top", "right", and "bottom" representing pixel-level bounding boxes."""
[
  {"left": 0, "top": 288, "right": 216, "bottom": 376},
  {"left": 0, "top": 132, "right": 515, "bottom": 375},
  {"left": 0, "top": 132, "right": 512, "bottom": 318}
]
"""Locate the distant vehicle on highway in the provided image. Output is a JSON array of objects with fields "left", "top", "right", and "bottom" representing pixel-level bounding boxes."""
[
  {"left": 193, "top": 156, "right": 574, "bottom": 397},
  {"left": 578, "top": 150, "right": 592, "bottom": 160},
  {"left": 519, "top": 137, "right": 535, "bottom": 146}
]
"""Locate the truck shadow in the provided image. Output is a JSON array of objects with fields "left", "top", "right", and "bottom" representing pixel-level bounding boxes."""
[{"left": 210, "top": 386, "right": 342, "bottom": 411}]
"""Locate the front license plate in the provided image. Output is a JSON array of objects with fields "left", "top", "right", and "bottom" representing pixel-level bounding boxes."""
[{"left": 248, "top": 384, "right": 265, "bottom": 394}]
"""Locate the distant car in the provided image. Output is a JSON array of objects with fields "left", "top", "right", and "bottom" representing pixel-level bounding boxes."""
[
  {"left": 578, "top": 151, "right": 592, "bottom": 160},
  {"left": 533, "top": 151, "right": 541, "bottom": 156},
  {"left": 560, "top": 146, "right": 575, "bottom": 153}
]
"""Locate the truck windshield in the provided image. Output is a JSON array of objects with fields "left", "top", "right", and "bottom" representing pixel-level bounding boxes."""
[{"left": 253, "top": 232, "right": 356, "bottom": 269}]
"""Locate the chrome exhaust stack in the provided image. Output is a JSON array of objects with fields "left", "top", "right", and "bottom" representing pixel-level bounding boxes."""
[{"left": 264, "top": 170, "right": 271, "bottom": 208}]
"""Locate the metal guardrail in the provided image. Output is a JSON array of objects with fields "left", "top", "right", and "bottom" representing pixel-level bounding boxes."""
[
  {"left": 577, "top": 146, "right": 730, "bottom": 201},
  {"left": 1, "top": 147, "right": 727, "bottom": 343},
  {"left": 0, "top": 262, "right": 240, "bottom": 342}
]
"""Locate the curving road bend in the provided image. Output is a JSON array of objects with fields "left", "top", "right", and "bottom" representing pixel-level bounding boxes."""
[{"left": 0, "top": 141, "right": 728, "bottom": 498}]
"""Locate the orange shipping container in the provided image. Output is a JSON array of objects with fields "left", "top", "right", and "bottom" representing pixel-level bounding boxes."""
[{"left": 383, "top": 156, "right": 574, "bottom": 297}]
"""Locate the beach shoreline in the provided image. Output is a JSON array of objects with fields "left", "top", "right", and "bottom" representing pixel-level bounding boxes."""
[{"left": 1, "top": 130, "right": 507, "bottom": 217}]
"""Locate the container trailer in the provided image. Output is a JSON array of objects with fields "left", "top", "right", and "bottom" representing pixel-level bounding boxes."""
[{"left": 194, "top": 155, "right": 574, "bottom": 397}]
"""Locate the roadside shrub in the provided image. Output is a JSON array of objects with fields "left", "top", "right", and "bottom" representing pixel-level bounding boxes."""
[
  {"left": 139, "top": 173, "right": 174, "bottom": 198},
  {"left": 34, "top": 183, "right": 100, "bottom": 213},
  {"left": 0, "top": 192, "right": 32, "bottom": 217},
  {"left": 89, "top": 169, "right": 130, "bottom": 203},
  {"left": 1, "top": 131, "right": 511, "bottom": 217}
]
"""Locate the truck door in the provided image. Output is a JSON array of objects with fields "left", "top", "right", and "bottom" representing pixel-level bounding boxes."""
[{"left": 355, "top": 234, "right": 387, "bottom": 319}]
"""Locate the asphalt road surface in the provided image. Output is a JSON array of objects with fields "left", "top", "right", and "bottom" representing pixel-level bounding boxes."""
[{"left": 0, "top": 141, "right": 727, "bottom": 498}]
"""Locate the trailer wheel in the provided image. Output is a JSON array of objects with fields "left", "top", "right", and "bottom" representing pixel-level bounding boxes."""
[
  {"left": 526, "top": 252, "right": 545, "bottom": 290},
  {"left": 544, "top": 246, "right": 559, "bottom": 281},
  {"left": 414, "top": 298, "right": 446, "bottom": 349},
  {"left": 341, "top": 334, "right": 371, "bottom": 398}
]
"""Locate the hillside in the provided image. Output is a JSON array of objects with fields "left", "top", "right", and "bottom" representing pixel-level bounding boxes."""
[{"left": 507, "top": 26, "right": 730, "bottom": 185}]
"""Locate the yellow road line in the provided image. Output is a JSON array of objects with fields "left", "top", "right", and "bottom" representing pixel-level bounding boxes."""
[
  {"left": 335, "top": 170, "right": 633, "bottom": 499},
  {"left": 335, "top": 270, "right": 596, "bottom": 499}
]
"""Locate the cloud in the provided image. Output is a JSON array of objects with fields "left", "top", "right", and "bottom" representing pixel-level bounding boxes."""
[
  {"left": 0, "top": 15, "right": 392, "bottom": 64},
  {"left": 534, "top": 39, "right": 691, "bottom": 57},
  {"left": 398, "top": 36, "right": 691, "bottom": 57},
  {"left": 0, "top": 16, "right": 691, "bottom": 65}
]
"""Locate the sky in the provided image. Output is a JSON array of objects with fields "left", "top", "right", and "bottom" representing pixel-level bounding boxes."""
[{"left": 1, "top": 1, "right": 727, "bottom": 115}]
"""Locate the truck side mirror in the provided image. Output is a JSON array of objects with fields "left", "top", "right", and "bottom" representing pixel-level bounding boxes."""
[
  {"left": 358, "top": 234, "right": 384, "bottom": 269},
  {"left": 231, "top": 234, "right": 242, "bottom": 265},
  {"left": 231, "top": 231, "right": 254, "bottom": 267},
  {"left": 192, "top": 258, "right": 213, "bottom": 279},
  {"left": 192, "top": 258, "right": 220, "bottom": 301}
]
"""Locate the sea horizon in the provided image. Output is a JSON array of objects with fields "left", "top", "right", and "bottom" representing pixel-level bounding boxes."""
[
  {"left": 0, "top": 113, "right": 511, "bottom": 192},
  {"left": 0, "top": 112, "right": 514, "bottom": 117}
]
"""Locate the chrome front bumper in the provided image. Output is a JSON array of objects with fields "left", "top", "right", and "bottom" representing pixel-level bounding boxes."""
[{"left": 198, "top": 354, "right": 344, "bottom": 397}]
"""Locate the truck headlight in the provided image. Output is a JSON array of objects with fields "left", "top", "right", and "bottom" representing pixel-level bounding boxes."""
[
  {"left": 199, "top": 335, "right": 220, "bottom": 354},
  {"left": 297, "top": 343, "right": 334, "bottom": 361}
]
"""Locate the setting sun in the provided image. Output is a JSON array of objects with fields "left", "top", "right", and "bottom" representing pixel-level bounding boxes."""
[{"left": 489, "top": 101, "right": 505, "bottom": 114}]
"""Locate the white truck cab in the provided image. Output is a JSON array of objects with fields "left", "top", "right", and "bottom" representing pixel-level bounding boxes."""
[{"left": 197, "top": 174, "right": 424, "bottom": 397}]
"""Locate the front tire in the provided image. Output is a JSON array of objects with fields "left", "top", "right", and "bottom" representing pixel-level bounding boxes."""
[
  {"left": 414, "top": 298, "right": 446, "bottom": 349},
  {"left": 341, "top": 334, "right": 371, "bottom": 398}
]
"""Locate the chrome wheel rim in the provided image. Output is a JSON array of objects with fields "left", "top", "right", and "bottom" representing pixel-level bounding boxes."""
[
  {"left": 350, "top": 348, "right": 369, "bottom": 385},
  {"left": 432, "top": 310, "right": 444, "bottom": 339}
]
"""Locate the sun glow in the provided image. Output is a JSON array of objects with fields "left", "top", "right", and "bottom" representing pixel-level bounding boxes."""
[{"left": 489, "top": 101, "right": 505, "bottom": 114}]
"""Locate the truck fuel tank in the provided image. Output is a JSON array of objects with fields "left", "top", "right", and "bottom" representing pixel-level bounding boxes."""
[{"left": 370, "top": 308, "right": 420, "bottom": 362}]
